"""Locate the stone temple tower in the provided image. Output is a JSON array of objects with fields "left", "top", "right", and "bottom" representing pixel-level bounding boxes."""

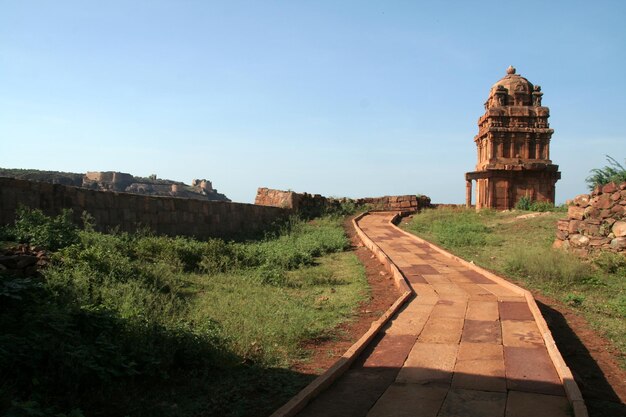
[{"left": 465, "top": 66, "right": 560, "bottom": 210}]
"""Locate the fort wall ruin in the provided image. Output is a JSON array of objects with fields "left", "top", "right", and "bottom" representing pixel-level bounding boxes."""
[
  {"left": 0, "top": 178, "right": 285, "bottom": 239},
  {"left": 255, "top": 187, "right": 431, "bottom": 214},
  {"left": 554, "top": 181, "right": 626, "bottom": 255}
]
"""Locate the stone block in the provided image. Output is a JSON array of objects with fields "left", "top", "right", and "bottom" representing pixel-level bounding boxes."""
[
  {"left": 611, "top": 204, "right": 625, "bottom": 216},
  {"left": 573, "top": 193, "right": 591, "bottom": 207},
  {"left": 567, "top": 220, "right": 583, "bottom": 234},
  {"left": 585, "top": 224, "right": 600, "bottom": 235},
  {"left": 503, "top": 346, "right": 565, "bottom": 396},
  {"left": 599, "top": 209, "right": 612, "bottom": 219},
  {"left": 568, "top": 206, "right": 585, "bottom": 220},
  {"left": 584, "top": 206, "right": 599, "bottom": 219},
  {"left": 602, "top": 182, "right": 618, "bottom": 194},
  {"left": 505, "top": 391, "right": 570, "bottom": 417},
  {"left": 611, "top": 191, "right": 622, "bottom": 201},
  {"left": 556, "top": 219, "right": 569, "bottom": 231},
  {"left": 589, "top": 237, "right": 610, "bottom": 247},
  {"left": 592, "top": 185, "right": 602, "bottom": 196},
  {"left": 610, "top": 237, "right": 626, "bottom": 250},
  {"left": 596, "top": 193, "right": 613, "bottom": 209},
  {"left": 569, "top": 234, "right": 590, "bottom": 248},
  {"left": 555, "top": 230, "right": 568, "bottom": 240},
  {"left": 613, "top": 221, "right": 626, "bottom": 237}
]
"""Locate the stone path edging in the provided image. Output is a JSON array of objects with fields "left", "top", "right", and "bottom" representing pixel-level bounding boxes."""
[
  {"left": 389, "top": 213, "right": 588, "bottom": 417},
  {"left": 269, "top": 212, "right": 412, "bottom": 417}
]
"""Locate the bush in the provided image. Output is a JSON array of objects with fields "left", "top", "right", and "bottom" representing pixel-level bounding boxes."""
[
  {"left": 515, "top": 196, "right": 532, "bottom": 211},
  {"left": 593, "top": 252, "right": 626, "bottom": 275},
  {"left": 11, "top": 207, "right": 79, "bottom": 250},
  {"left": 586, "top": 155, "right": 626, "bottom": 190},
  {"left": 514, "top": 197, "right": 559, "bottom": 212}
]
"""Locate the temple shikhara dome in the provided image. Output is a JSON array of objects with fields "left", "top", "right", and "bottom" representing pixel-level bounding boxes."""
[{"left": 465, "top": 66, "right": 561, "bottom": 209}]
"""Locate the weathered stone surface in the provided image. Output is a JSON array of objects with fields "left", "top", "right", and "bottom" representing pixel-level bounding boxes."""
[
  {"left": 589, "top": 238, "right": 610, "bottom": 247},
  {"left": 0, "top": 178, "right": 284, "bottom": 240},
  {"left": 558, "top": 180, "right": 626, "bottom": 255},
  {"left": 465, "top": 67, "right": 560, "bottom": 210},
  {"left": 567, "top": 220, "right": 582, "bottom": 234},
  {"left": 573, "top": 193, "right": 591, "bottom": 207},
  {"left": 254, "top": 188, "right": 431, "bottom": 214},
  {"left": 583, "top": 205, "right": 599, "bottom": 219},
  {"left": 613, "top": 221, "right": 626, "bottom": 237},
  {"left": 569, "top": 234, "right": 590, "bottom": 248},
  {"left": 555, "top": 230, "right": 568, "bottom": 240},
  {"left": 595, "top": 193, "right": 613, "bottom": 209},
  {"left": 568, "top": 206, "right": 585, "bottom": 220},
  {"left": 611, "top": 204, "right": 625, "bottom": 215},
  {"left": 602, "top": 182, "right": 618, "bottom": 194},
  {"left": 610, "top": 237, "right": 626, "bottom": 250}
]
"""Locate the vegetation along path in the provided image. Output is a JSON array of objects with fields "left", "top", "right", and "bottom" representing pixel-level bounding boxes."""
[{"left": 294, "top": 212, "right": 584, "bottom": 417}]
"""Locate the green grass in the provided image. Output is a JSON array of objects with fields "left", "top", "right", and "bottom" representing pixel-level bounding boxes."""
[
  {"left": 403, "top": 207, "right": 626, "bottom": 366},
  {"left": 0, "top": 210, "right": 368, "bottom": 417}
]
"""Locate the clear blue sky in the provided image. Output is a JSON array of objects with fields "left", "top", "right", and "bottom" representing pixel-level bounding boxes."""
[{"left": 2, "top": 1, "right": 625, "bottom": 204}]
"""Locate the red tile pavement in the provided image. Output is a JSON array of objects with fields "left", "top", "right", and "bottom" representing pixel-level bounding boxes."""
[{"left": 295, "top": 213, "right": 574, "bottom": 417}]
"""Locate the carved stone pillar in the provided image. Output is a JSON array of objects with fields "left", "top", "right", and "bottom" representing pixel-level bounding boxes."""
[
  {"left": 535, "top": 138, "right": 542, "bottom": 159},
  {"left": 466, "top": 181, "right": 472, "bottom": 208}
]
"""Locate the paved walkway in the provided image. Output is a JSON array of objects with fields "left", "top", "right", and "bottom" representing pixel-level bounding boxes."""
[{"left": 296, "top": 212, "right": 572, "bottom": 417}]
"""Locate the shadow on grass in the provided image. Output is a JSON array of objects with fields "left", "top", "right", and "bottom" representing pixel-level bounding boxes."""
[
  {"left": 0, "top": 286, "right": 315, "bottom": 417},
  {"left": 536, "top": 300, "right": 626, "bottom": 417}
]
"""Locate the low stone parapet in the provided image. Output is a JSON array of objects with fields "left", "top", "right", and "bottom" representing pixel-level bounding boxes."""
[{"left": 255, "top": 188, "right": 431, "bottom": 215}]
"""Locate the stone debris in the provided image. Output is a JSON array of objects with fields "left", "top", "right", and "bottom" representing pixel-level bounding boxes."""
[
  {"left": 0, "top": 244, "right": 50, "bottom": 277},
  {"left": 554, "top": 181, "right": 626, "bottom": 256}
]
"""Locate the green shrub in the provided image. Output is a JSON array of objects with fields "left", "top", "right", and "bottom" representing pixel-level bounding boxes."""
[
  {"left": 514, "top": 197, "right": 560, "bottom": 212},
  {"left": 586, "top": 155, "right": 626, "bottom": 190},
  {"left": 12, "top": 207, "right": 79, "bottom": 250},
  {"left": 593, "top": 252, "right": 626, "bottom": 275},
  {"left": 1, "top": 210, "right": 358, "bottom": 416},
  {"left": 515, "top": 196, "right": 532, "bottom": 211}
]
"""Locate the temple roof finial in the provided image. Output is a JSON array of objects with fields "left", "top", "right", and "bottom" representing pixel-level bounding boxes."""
[{"left": 506, "top": 65, "right": 516, "bottom": 75}]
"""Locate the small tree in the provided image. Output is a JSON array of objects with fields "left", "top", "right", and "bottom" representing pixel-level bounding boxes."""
[{"left": 586, "top": 155, "right": 626, "bottom": 190}]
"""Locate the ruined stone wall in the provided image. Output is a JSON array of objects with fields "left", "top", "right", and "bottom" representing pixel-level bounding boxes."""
[
  {"left": 554, "top": 181, "right": 626, "bottom": 255},
  {"left": 255, "top": 188, "right": 431, "bottom": 214},
  {"left": 254, "top": 188, "right": 334, "bottom": 217},
  {"left": 355, "top": 195, "right": 431, "bottom": 212},
  {"left": 0, "top": 178, "right": 286, "bottom": 240}
]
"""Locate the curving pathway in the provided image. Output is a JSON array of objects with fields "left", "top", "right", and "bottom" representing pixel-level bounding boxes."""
[{"left": 295, "top": 212, "right": 584, "bottom": 417}]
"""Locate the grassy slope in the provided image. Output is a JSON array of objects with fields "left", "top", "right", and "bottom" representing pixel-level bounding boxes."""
[
  {"left": 0, "top": 214, "right": 368, "bottom": 417},
  {"left": 401, "top": 208, "right": 626, "bottom": 366}
]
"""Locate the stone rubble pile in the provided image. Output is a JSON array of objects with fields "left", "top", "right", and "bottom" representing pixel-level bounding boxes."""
[
  {"left": 554, "top": 181, "right": 626, "bottom": 256},
  {"left": 0, "top": 244, "right": 50, "bottom": 277}
]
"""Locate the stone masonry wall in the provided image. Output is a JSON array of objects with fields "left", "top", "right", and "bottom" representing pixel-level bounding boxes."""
[
  {"left": 355, "top": 195, "right": 431, "bottom": 212},
  {"left": 554, "top": 181, "right": 626, "bottom": 255},
  {"left": 255, "top": 188, "right": 431, "bottom": 214},
  {"left": 0, "top": 178, "right": 286, "bottom": 240}
]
